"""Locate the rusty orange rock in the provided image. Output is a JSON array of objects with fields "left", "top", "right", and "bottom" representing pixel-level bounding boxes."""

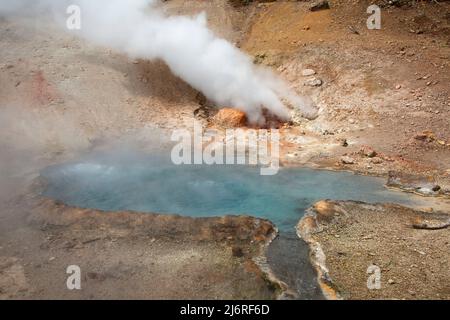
[{"left": 213, "top": 108, "right": 247, "bottom": 128}]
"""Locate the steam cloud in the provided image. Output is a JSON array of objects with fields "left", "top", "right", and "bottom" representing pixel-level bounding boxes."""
[{"left": 0, "top": 0, "right": 318, "bottom": 124}]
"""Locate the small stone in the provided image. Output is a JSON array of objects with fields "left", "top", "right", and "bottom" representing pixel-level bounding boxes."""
[
  {"left": 366, "top": 150, "right": 376, "bottom": 158},
  {"left": 341, "top": 156, "right": 355, "bottom": 165},
  {"left": 414, "top": 130, "right": 435, "bottom": 142},
  {"left": 360, "top": 146, "right": 377, "bottom": 158},
  {"left": 49, "top": 257, "right": 56, "bottom": 262},
  {"left": 310, "top": 0, "right": 330, "bottom": 12},
  {"left": 432, "top": 185, "right": 441, "bottom": 192},
  {"left": 304, "top": 78, "right": 323, "bottom": 87},
  {"left": 395, "top": 84, "right": 402, "bottom": 89},
  {"left": 388, "top": 279, "right": 395, "bottom": 284},
  {"left": 301, "top": 69, "right": 316, "bottom": 76}
]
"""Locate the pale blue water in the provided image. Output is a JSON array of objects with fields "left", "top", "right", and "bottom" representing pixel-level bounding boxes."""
[{"left": 41, "top": 153, "right": 421, "bottom": 232}]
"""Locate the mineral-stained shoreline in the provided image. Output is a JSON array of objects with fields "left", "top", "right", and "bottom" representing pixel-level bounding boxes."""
[
  {"left": 0, "top": 196, "right": 284, "bottom": 299},
  {"left": 297, "top": 200, "right": 450, "bottom": 300}
]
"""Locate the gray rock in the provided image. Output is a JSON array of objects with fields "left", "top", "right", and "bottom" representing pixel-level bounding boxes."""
[
  {"left": 339, "top": 138, "right": 348, "bottom": 147},
  {"left": 304, "top": 78, "right": 323, "bottom": 87},
  {"left": 302, "top": 69, "right": 316, "bottom": 76},
  {"left": 310, "top": 0, "right": 330, "bottom": 12},
  {"left": 341, "top": 156, "right": 355, "bottom": 165}
]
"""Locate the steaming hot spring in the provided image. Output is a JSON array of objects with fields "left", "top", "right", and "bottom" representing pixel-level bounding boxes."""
[{"left": 41, "top": 152, "right": 421, "bottom": 232}]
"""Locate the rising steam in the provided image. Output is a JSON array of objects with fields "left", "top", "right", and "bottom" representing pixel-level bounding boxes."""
[{"left": 0, "top": 0, "right": 318, "bottom": 124}]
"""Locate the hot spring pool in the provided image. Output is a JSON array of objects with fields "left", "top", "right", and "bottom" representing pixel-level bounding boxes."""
[{"left": 41, "top": 154, "right": 422, "bottom": 232}]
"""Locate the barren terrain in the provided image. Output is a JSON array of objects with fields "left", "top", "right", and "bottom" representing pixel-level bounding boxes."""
[{"left": 298, "top": 200, "right": 450, "bottom": 300}]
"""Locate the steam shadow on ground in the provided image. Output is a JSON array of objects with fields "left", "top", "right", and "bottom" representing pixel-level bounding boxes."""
[{"left": 76, "top": 52, "right": 202, "bottom": 108}]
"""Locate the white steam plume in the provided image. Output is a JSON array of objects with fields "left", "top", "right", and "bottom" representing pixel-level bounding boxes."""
[{"left": 0, "top": 0, "right": 318, "bottom": 124}]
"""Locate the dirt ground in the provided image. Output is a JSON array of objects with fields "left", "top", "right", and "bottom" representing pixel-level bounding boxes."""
[
  {"left": 0, "top": 195, "right": 278, "bottom": 299},
  {"left": 298, "top": 200, "right": 450, "bottom": 300},
  {"left": 242, "top": 1, "right": 450, "bottom": 180},
  {"left": 0, "top": 0, "right": 449, "bottom": 299}
]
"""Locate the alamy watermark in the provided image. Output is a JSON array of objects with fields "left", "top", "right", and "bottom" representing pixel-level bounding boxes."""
[
  {"left": 367, "top": 5, "right": 381, "bottom": 30},
  {"left": 367, "top": 264, "right": 381, "bottom": 290},
  {"left": 65, "top": 4, "right": 381, "bottom": 32},
  {"left": 170, "top": 121, "right": 280, "bottom": 175},
  {"left": 66, "top": 265, "right": 81, "bottom": 290},
  {"left": 66, "top": 5, "right": 81, "bottom": 30}
]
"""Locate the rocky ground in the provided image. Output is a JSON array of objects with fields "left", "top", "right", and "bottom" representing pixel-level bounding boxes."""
[
  {"left": 240, "top": 0, "right": 450, "bottom": 183},
  {"left": 0, "top": 194, "right": 279, "bottom": 299},
  {"left": 298, "top": 200, "right": 450, "bottom": 300},
  {"left": 0, "top": 0, "right": 449, "bottom": 299}
]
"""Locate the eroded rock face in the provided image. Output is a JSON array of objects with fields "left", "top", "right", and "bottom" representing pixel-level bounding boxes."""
[{"left": 212, "top": 108, "right": 247, "bottom": 128}]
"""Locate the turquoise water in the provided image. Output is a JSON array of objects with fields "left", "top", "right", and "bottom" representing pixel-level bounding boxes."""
[{"left": 41, "top": 153, "right": 420, "bottom": 232}]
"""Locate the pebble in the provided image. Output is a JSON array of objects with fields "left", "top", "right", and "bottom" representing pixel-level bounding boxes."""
[
  {"left": 341, "top": 156, "right": 355, "bottom": 164},
  {"left": 304, "top": 78, "right": 323, "bottom": 87},
  {"left": 388, "top": 279, "right": 395, "bottom": 284},
  {"left": 301, "top": 68, "right": 316, "bottom": 76}
]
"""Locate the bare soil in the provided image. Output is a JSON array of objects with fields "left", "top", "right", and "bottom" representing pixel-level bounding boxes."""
[{"left": 298, "top": 200, "right": 450, "bottom": 300}]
